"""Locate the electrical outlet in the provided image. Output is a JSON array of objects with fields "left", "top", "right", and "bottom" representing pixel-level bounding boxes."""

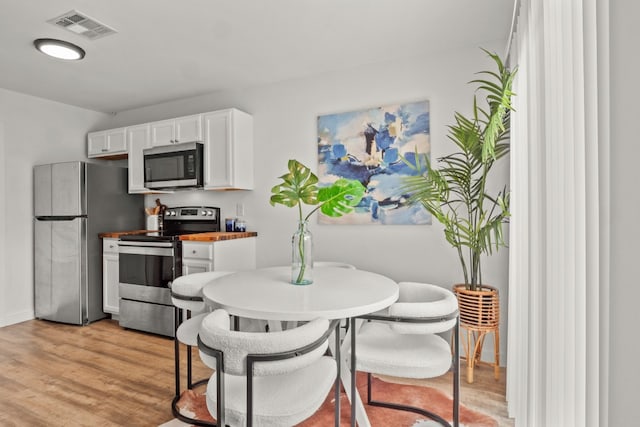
[{"left": 236, "top": 203, "right": 245, "bottom": 217}]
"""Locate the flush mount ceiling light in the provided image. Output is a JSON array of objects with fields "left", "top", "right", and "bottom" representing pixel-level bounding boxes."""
[{"left": 34, "top": 38, "right": 85, "bottom": 60}]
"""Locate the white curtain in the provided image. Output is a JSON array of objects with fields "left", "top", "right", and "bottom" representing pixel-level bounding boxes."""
[{"left": 506, "top": 0, "right": 609, "bottom": 426}]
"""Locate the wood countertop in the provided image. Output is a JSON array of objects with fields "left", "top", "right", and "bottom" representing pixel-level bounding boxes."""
[
  {"left": 179, "top": 231, "right": 257, "bottom": 241},
  {"left": 99, "top": 230, "right": 149, "bottom": 238},
  {"left": 99, "top": 230, "right": 257, "bottom": 241}
]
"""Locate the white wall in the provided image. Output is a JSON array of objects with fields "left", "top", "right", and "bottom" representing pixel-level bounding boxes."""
[
  {"left": 107, "top": 44, "right": 510, "bottom": 364},
  {"left": 0, "top": 122, "right": 5, "bottom": 327},
  {"left": 608, "top": 2, "right": 638, "bottom": 425},
  {"left": 0, "top": 88, "right": 108, "bottom": 326}
]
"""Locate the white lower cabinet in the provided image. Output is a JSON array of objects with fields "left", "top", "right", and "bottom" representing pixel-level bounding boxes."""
[
  {"left": 102, "top": 238, "right": 120, "bottom": 315},
  {"left": 182, "top": 238, "right": 257, "bottom": 275},
  {"left": 182, "top": 241, "right": 213, "bottom": 274}
]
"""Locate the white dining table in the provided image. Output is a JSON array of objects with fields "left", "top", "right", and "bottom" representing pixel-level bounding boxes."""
[{"left": 202, "top": 265, "right": 399, "bottom": 427}]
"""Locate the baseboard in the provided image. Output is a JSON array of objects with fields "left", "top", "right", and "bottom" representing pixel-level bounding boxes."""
[{"left": 0, "top": 309, "right": 35, "bottom": 328}]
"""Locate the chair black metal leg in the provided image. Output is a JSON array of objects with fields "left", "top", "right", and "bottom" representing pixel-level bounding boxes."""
[
  {"left": 334, "top": 320, "right": 341, "bottom": 427},
  {"left": 171, "top": 307, "right": 215, "bottom": 426},
  {"left": 187, "top": 343, "right": 193, "bottom": 388},
  {"left": 366, "top": 373, "right": 452, "bottom": 427},
  {"left": 174, "top": 306, "right": 181, "bottom": 396}
]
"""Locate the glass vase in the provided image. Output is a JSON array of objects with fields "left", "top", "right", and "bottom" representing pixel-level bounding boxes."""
[{"left": 291, "top": 220, "right": 313, "bottom": 285}]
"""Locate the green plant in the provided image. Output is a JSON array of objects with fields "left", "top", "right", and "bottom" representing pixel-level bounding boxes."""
[
  {"left": 270, "top": 159, "right": 365, "bottom": 283},
  {"left": 402, "top": 51, "right": 516, "bottom": 290}
]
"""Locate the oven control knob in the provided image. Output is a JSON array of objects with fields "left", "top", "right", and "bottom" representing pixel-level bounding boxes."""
[
  {"left": 207, "top": 210, "right": 213, "bottom": 216},
  {"left": 167, "top": 211, "right": 175, "bottom": 216},
  {"left": 201, "top": 210, "right": 207, "bottom": 216}
]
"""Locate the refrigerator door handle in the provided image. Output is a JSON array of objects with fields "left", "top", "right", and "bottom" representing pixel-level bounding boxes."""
[{"left": 35, "top": 216, "right": 86, "bottom": 221}]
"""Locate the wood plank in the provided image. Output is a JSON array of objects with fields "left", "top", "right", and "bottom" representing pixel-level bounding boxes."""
[{"left": 0, "top": 318, "right": 512, "bottom": 426}]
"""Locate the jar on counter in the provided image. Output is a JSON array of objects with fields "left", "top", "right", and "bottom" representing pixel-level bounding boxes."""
[{"left": 234, "top": 218, "right": 247, "bottom": 232}]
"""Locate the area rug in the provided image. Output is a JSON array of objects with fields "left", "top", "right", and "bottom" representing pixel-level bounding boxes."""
[{"left": 162, "top": 372, "right": 497, "bottom": 427}]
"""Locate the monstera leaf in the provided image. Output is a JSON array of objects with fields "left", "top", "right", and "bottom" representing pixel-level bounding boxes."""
[
  {"left": 318, "top": 179, "right": 366, "bottom": 218},
  {"left": 270, "top": 159, "right": 365, "bottom": 222},
  {"left": 270, "top": 160, "right": 318, "bottom": 211}
]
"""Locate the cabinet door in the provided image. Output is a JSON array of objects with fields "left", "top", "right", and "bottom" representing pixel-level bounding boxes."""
[
  {"left": 150, "top": 119, "right": 176, "bottom": 146},
  {"left": 88, "top": 128, "right": 127, "bottom": 158},
  {"left": 106, "top": 128, "right": 127, "bottom": 153},
  {"left": 203, "top": 110, "right": 232, "bottom": 188},
  {"left": 127, "top": 124, "right": 151, "bottom": 193},
  {"left": 87, "top": 132, "right": 108, "bottom": 156},
  {"left": 203, "top": 109, "right": 253, "bottom": 190},
  {"left": 182, "top": 241, "right": 214, "bottom": 275},
  {"left": 175, "top": 114, "right": 202, "bottom": 143},
  {"left": 182, "top": 260, "right": 213, "bottom": 275},
  {"left": 103, "top": 252, "right": 120, "bottom": 314}
]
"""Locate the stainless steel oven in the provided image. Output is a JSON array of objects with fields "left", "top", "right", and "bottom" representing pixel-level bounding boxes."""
[
  {"left": 118, "top": 206, "right": 220, "bottom": 337},
  {"left": 118, "top": 240, "right": 181, "bottom": 337}
]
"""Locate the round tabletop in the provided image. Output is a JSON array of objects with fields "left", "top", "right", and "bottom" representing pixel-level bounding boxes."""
[{"left": 202, "top": 266, "right": 399, "bottom": 321}]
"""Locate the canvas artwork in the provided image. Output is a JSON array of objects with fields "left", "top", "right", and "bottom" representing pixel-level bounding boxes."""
[{"left": 317, "top": 100, "right": 431, "bottom": 225}]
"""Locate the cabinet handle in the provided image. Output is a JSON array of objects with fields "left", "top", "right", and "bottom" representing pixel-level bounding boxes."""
[
  {"left": 109, "top": 245, "right": 114, "bottom": 248},
  {"left": 101, "top": 148, "right": 108, "bottom": 152},
  {"left": 192, "top": 250, "right": 197, "bottom": 254}
]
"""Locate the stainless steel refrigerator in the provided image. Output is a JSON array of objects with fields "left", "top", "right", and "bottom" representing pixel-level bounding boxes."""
[{"left": 34, "top": 161, "right": 143, "bottom": 325}]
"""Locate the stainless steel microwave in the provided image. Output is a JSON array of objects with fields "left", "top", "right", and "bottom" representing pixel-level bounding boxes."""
[{"left": 143, "top": 142, "right": 204, "bottom": 190}]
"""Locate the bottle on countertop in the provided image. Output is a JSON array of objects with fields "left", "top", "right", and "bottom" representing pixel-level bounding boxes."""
[{"left": 234, "top": 203, "right": 247, "bottom": 232}]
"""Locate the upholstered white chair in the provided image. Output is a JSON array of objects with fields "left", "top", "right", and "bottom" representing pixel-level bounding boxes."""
[
  {"left": 170, "top": 270, "right": 234, "bottom": 425},
  {"left": 198, "top": 309, "right": 340, "bottom": 427},
  {"left": 352, "top": 281, "right": 460, "bottom": 427}
]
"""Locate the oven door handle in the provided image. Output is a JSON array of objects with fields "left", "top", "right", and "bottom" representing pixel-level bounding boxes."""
[
  {"left": 118, "top": 244, "right": 174, "bottom": 257},
  {"left": 118, "top": 240, "right": 174, "bottom": 248}
]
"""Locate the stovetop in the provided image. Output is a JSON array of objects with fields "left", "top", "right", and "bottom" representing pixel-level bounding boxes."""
[{"left": 119, "top": 206, "right": 220, "bottom": 242}]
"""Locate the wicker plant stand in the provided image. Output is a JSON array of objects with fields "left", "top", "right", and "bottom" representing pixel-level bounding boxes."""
[{"left": 453, "top": 284, "right": 500, "bottom": 383}]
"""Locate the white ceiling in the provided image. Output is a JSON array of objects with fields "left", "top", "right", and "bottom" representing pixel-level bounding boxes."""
[{"left": 0, "top": 0, "right": 514, "bottom": 113}]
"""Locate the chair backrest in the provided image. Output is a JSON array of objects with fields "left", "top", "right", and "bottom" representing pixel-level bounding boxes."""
[
  {"left": 171, "top": 271, "right": 234, "bottom": 311},
  {"left": 198, "top": 309, "right": 330, "bottom": 376},
  {"left": 314, "top": 261, "right": 356, "bottom": 269},
  {"left": 386, "top": 282, "right": 458, "bottom": 334}
]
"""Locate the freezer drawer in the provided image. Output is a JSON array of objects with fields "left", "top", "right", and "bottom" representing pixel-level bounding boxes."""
[{"left": 118, "top": 298, "right": 175, "bottom": 337}]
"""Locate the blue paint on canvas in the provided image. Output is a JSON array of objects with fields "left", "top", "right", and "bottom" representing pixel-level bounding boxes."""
[{"left": 317, "top": 100, "right": 431, "bottom": 225}]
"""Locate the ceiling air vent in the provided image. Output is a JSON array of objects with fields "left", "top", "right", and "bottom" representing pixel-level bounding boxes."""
[{"left": 47, "top": 10, "right": 117, "bottom": 40}]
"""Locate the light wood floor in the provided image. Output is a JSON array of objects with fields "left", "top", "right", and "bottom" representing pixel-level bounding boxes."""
[{"left": 0, "top": 319, "right": 513, "bottom": 426}]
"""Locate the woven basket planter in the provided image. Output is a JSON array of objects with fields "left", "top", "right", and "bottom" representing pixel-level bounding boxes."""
[{"left": 453, "top": 284, "right": 500, "bottom": 383}]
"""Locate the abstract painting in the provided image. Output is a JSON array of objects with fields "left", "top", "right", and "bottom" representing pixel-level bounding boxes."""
[{"left": 317, "top": 100, "right": 431, "bottom": 225}]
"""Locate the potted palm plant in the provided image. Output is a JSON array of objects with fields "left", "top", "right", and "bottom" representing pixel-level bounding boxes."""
[
  {"left": 402, "top": 51, "right": 516, "bottom": 382},
  {"left": 270, "top": 159, "right": 365, "bottom": 284}
]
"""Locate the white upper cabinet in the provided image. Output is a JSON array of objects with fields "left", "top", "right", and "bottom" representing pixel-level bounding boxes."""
[
  {"left": 203, "top": 109, "right": 254, "bottom": 190},
  {"left": 150, "top": 114, "right": 202, "bottom": 146},
  {"left": 87, "top": 127, "right": 127, "bottom": 158},
  {"left": 88, "top": 108, "right": 253, "bottom": 192},
  {"left": 127, "top": 124, "right": 151, "bottom": 194}
]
